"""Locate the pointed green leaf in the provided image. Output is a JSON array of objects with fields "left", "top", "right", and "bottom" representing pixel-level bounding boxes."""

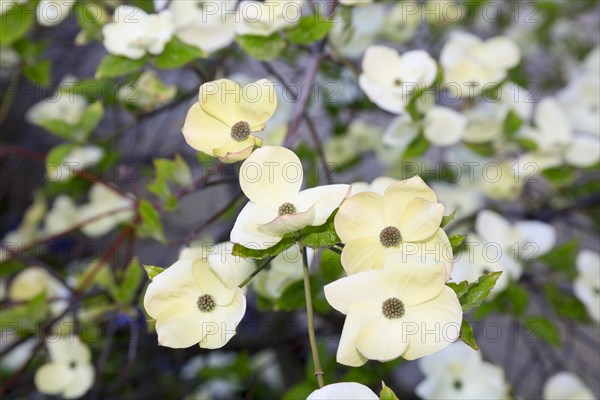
[
  {"left": 522, "top": 316, "right": 560, "bottom": 346},
  {"left": 440, "top": 210, "right": 457, "bottom": 228},
  {"left": 286, "top": 15, "right": 333, "bottom": 44},
  {"left": 144, "top": 265, "right": 165, "bottom": 281},
  {"left": 460, "top": 271, "right": 502, "bottom": 312},
  {"left": 96, "top": 55, "right": 147, "bottom": 78},
  {"left": 236, "top": 33, "right": 285, "bottom": 61},
  {"left": 78, "top": 101, "right": 104, "bottom": 136},
  {"left": 154, "top": 37, "right": 205, "bottom": 69},
  {"left": 137, "top": 200, "right": 165, "bottom": 241},
  {"left": 459, "top": 319, "right": 478, "bottom": 350},
  {"left": 23, "top": 60, "right": 52, "bottom": 86}
]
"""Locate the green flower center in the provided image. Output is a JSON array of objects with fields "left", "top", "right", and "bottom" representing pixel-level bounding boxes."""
[
  {"left": 379, "top": 226, "right": 402, "bottom": 247},
  {"left": 278, "top": 202, "right": 296, "bottom": 215},
  {"left": 69, "top": 361, "right": 77, "bottom": 369},
  {"left": 197, "top": 294, "right": 216, "bottom": 312},
  {"left": 230, "top": 121, "right": 251, "bottom": 142},
  {"left": 453, "top": 380, "right": 463, "bottom": 390},
  {"left": 382, "top": 297, "right": 404, "bottom": 319}
]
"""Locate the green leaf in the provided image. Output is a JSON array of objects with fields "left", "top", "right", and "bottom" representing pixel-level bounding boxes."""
[
  {"left": 460, "top": 271, "right": 502, "bottom": 312},
  {"left": 286, "top": 15, "right": 333, "bottom": 44},
  {"left": 154, "top": 155, "right": 192, "bottom": 186},
  {"left": 542, "top": 166, "right": 575, "bottom": 187},
  {"left": 154, "top": 37, "right": 205, "bottom": 69},
  {"left": 544, "top": 285, "right": 588, "bottom": 321},
  {"left": 78, "top": 101, "right": 104, "bottom": 136},
  {"left": 465, "top": 141, "right": 496, "bottom": 157},
  {"left": 403, "top": 133, "right": 430, "bottom": 159},
  {"left": 46, "top": 144, "right": 76, "bottom": 178},
  {"left": 75, "top": 2, "right": 106, "bottom": 41},
  {"left": 0, "top": 2, "right": 35, "bottom": 46},
  {"left": 114, "top": 258, "right": 143, "bottom": 304},
  {"left": 447, "top": 280, "right": 469, "bottom": 298},
  {"left": 459, "top": 319, "right": 478, "bottom": 350},
  {"left": 236, "top": 33, "right": 286, "bottom": 61},
  {"left": 96, "top": 55, "right": 147, "bottom": 79},
  {"left": 37, "top": 119, "right": 77, "bottom": 141},
  {"left": 23, "top": 60, "right": 52, "bottom": 86},
  {"left": 516, "top": 137, "right": 538, "bottom": 151},
  {"left": 380, "top": 383, "right": 400, "bottom": 400},
  {"left": 232, "top": 235, "right": 296, "bottom": 259},
  {"left": 522, "top": 316, "right": 560, "bottom": 346},
  {"left": 144, "top": 265, "right": 165, "bottom": 281},
  {"left": 539, "top": 239, "right": 579, "bottom": 280},
  {"left": 137, "top": 200, "right": 165, "bottom": 241},
  {"left": 504, "top": 284, "right": 529, "bottom": 316},
  {"left": 503, "top": 109, "right": 523, "bottom": 138},
  {"left": 449, "top": 235, "right": 466, "bottom": 253},
  {"left": 296, "top": 211, "right": 340, "bottom": 248},
  {"left": 440, "top": 210, "right": 456, "bottom": 228},
  {"left": 13, "top": 37, "right": 49, "bottom": 64}
]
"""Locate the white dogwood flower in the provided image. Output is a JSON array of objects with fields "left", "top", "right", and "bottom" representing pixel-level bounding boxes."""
[
  {"left": 325, "top": 253, "right": 462, "bottom": 366},
  {"left": 26, "top": 93, "right": 88, "bottom": 127},
  {"left": 48, "top": 146, "right": 105, "bottom": 182},
  {"left": 144, "top": 258, "right": 246, "bottom": 349},
  {"left": 329, "top": 4, "right": 385, "bottom": 59},
  {"left": 78, "top": 183, "right": 135, "bottom": 238},
  {"left": 423, "top": 106, "right": 468, "bottom": 147},
  {"left": 430, "top": 182, "right": 484, "bottom": 220},
  {"left": 440, "top": 32, "right": 520, "bottom": 96},
  {"left": 416, "top": 341, "right": 509, "bottom": 400},
  {"left": 102, "top": 6, "right": 175, "bottom": 59},
  {"left": 573, "top": 250, "right": 600, "bottom": 323},
  {"left": 334, "top": 176, "right": 452, "bottom": 276},
  {"left": 182, "top": 79, "right": 277, "bottom": 163},
  {"left": 350, "top": 176, "right": 399, "bottom": 197},
  {"left": 236, "top": 0, "right": 304, "bottom": 36},
  {"left": 231, "top": 146, "right": 349, "bottom": 250},
  {"left": 543, "top": 372, "right": 595, "bottom": 400},
  {"left": 36, "top": 0, "right": 75, "bottom": 26},
  {"left": 170, "top": 0, "right": 236, "bottom": 54},
  {"left": 307, "top": 382, "right": 378, "bottom": 400},
  {"left": 43, "top": 195, "right": 78, "bottom": 236},
  {"left": 359, "top": 46, "right": 437, "bottom": 114},
  {"left": 34, "top": 336, "right": 94, "bottom": 399}
]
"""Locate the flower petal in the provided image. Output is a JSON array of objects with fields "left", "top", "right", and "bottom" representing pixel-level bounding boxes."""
[
  {"left": 401, "top": 287, "right": 462, "bottom": 360},
  {"left": 62, "top": 364, "right": 94, "bottom": 399},
  {"left": 181, "top": 103, "right": 230, "bottom": 154},
  {"left": 192, "top": 259, "right": 236, "bottom": 306},
  {"left": 199, "top": 79, "right": 240, "bottom": 126},
  {"left": 236, "top": 79, "right": 278, "bottom": 129},
  {"left": 324, "top": 269, "right": 385, "bottom": 314},
  {"left": 200, "top": 292, "right": 246, "bottom": 349},
  {"left": 34, "top": 362, "right": 73, "bottom": 395},
  {"left": 382, "top": 176, "right": 437, "bottom": 224},
  {"left": 258, "top": 207, "right": 316, "bottom": 236},
  {"left": 514, "top": 220, "right": 556, "bottom": 258},
  {"left": 334, "top": 192, "right": 386, "bottom": 243},
  {"left": 155, "top": 301, "right": 209, "bottom": 348},
  {"left": 307, "top": 382, "right": 378, "bottom": 400},
  {"left": 356, "top": 317, "right": 408, "bottom": 362},
  {"left": 336, "top": 303, "right": 378, "bottom": 367},
  {"left": 207, "top": 242, "right": 256, "bottom": 288},
  {"left": 475, "top": 210, "right": 511, "bottom": 247},
  {"left": 398, "top": 229, "right": 454, "bottom": 278},
  {"left": 296, "top": 184, "right": 350, "bottom": 226},
  {"left": 230, "top": 201, "right": 282, "bottom": 250},
  {"left": 382, "top": 251, "right": 448, "bottom": 306},
  {"left": 340, "top": 237, "right": 388, "bottom": 275},
  {"left": 239, "top": 146, "right": 303, "bottom": 209},
  {"left": 143, "top": 259, "right": 201, "bottom": 318},
  {"left": 396, "top": 198, "right": 445, "bottom": 242},
  {"left": 213, "top": 136, "right": 259, "bottom": 163}
]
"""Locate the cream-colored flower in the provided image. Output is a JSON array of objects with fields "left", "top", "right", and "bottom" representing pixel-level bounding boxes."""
[
  {"left": 382, "top": 113, "right": 420, "bottom": 154},
  {"left": 430, "top": 182, "right": 484, "bottom": 220},
  {"left": 543, "top": 372, "right": 595, "bottom": 400},
  {"left": 118, "top": 70, "right": 177, "bottom": 111},
  {"left": 170, "top": 0, "right": 236, "bottom": 53},
  {"left": 182, "top": 79, "right": 277, "bottom": 163},
  {"left": 479, "top": 159, "right": 525, "bottom": 201},
  {"left": 329, "top": 4, "right": 385, "bottom": 59},
  {"left": 235, "top": 0, "right": 304, "bottom": 37},
  {"left": 381, "top": 2, "right": 421, "bottom": 43},
  {"left": 324, "top": 254, "right": 462, "bottom": 366},
  {"left": 423, "top": 106, "right": 468, "bottom": 147},
  {"left": 102, "top": 6, "right": 175, "bottom": 59},
  {"left": 440, "top": 32, "right": 520, "bottom": 96},
  {"left": 78, "top": 183, "right": 135, "bottom": 238},
  {"left": 0, "top": 192, "right": 46, "bottom": 262},
  {"left": 416, "top": 341, "right": 508, "bottom": 400},
  {"left": 324, "top": 136, "right": 357, "bottom": 167},
  {"left": 573, "top": 250, "right": 600, "bottom": 323},
  {"left": 143, "top": 258, "right": 246, "bottom": 349},
  {"left": 334, "top": 176, "right": 452, "bottom": 276},
  {"left": 48, "top": 145, "right": 105, "bottom": 182},
  {"left": 36, "top": 0, "right": 75, "bottom": 26},
  {"left": 231, "top": 146, "right": 349, "bottom": 250},
  {"left": 359, "top": 46, "right": 437, "bottom": 114},
  {"left": 252, "top": 244, "right": 310, "bottom": 300},
  {"left": 34, "top": 336, "right": 94, "bottom": 399},
  {"left": 350, "top": 176, "right": 399, "bottom": 197},
  {"left": 307, "top": 382, "right": 378, "bottom": 400},
  {"left": 8, "top": 266, "right": 66, "bottom": 302},
  {"left": 43, "top": 195, "right": 78, "bottom": 236},
  {"left": 26, "top": 92, "right": 87, "bottom": 127},
  {"left": 346, "top": 120, "right": 383, "bottom": 152}
]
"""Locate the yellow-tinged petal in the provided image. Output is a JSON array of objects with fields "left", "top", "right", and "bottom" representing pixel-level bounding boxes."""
[
  {"left": 239, "top": 146, "right": 303, "bottom": 209},
  {"left": 401, "top": 287, "right": 462, "bottom": 360},
  {"left": 382, "top": 252, "right": 447, "bottom": 306},
  {"left": 356, "top": 317, "right": 408, "bottom": 362},
  {"left": 230, "top": 201, "right": 282, "bottom": 250},
  {"left": 382, "top": 176, "right": 437, "bottom": 224},
  {"left": 212, "top": 136, "right": 259, "bottom": 163},
  {"left": 62, "top": 364, "right": 94, "bottom": 399},
  {"left": 143, "top": 259, "right": 201, "bottom": 318},
  {"left": 324, "top": 269, "right": 385, "bottom": 314},
  {"left": 334, "top": 192, "right": 386, "bottom": 243},
  {"left": 199, "top": 292, "right": 246, "bottom": 349},
  {"left": 395, "top": 198, "right": 444, "bottom": 242},
  {"left": 34, "top": 363, "right": 73, "bottom": 395},
  {"left": 181, "top": 103, "right": 230, "bottom": 154},
  {"left": 192, "top": 259, "right": 236, "bottom": 306},
  {"left": 336, "top": 303, "right": 377, "bottom": 367},
  {"left": 296, "top": 184, "right": 351, "bottom": 226},
  {"left": 237, "top": 79, "right": 278, "bottom": 129},
  {"left": 399, "top": 229, "right": 454, "bottom": 278},
  {"left": 155, "top": 301, "right": 209, "bottom": 348},
  {"left": 340, "top": 237, "right": 387, "bottom": 275},
  {"left": 199, "top": 79, "right": 241, "bottom": 126}
]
